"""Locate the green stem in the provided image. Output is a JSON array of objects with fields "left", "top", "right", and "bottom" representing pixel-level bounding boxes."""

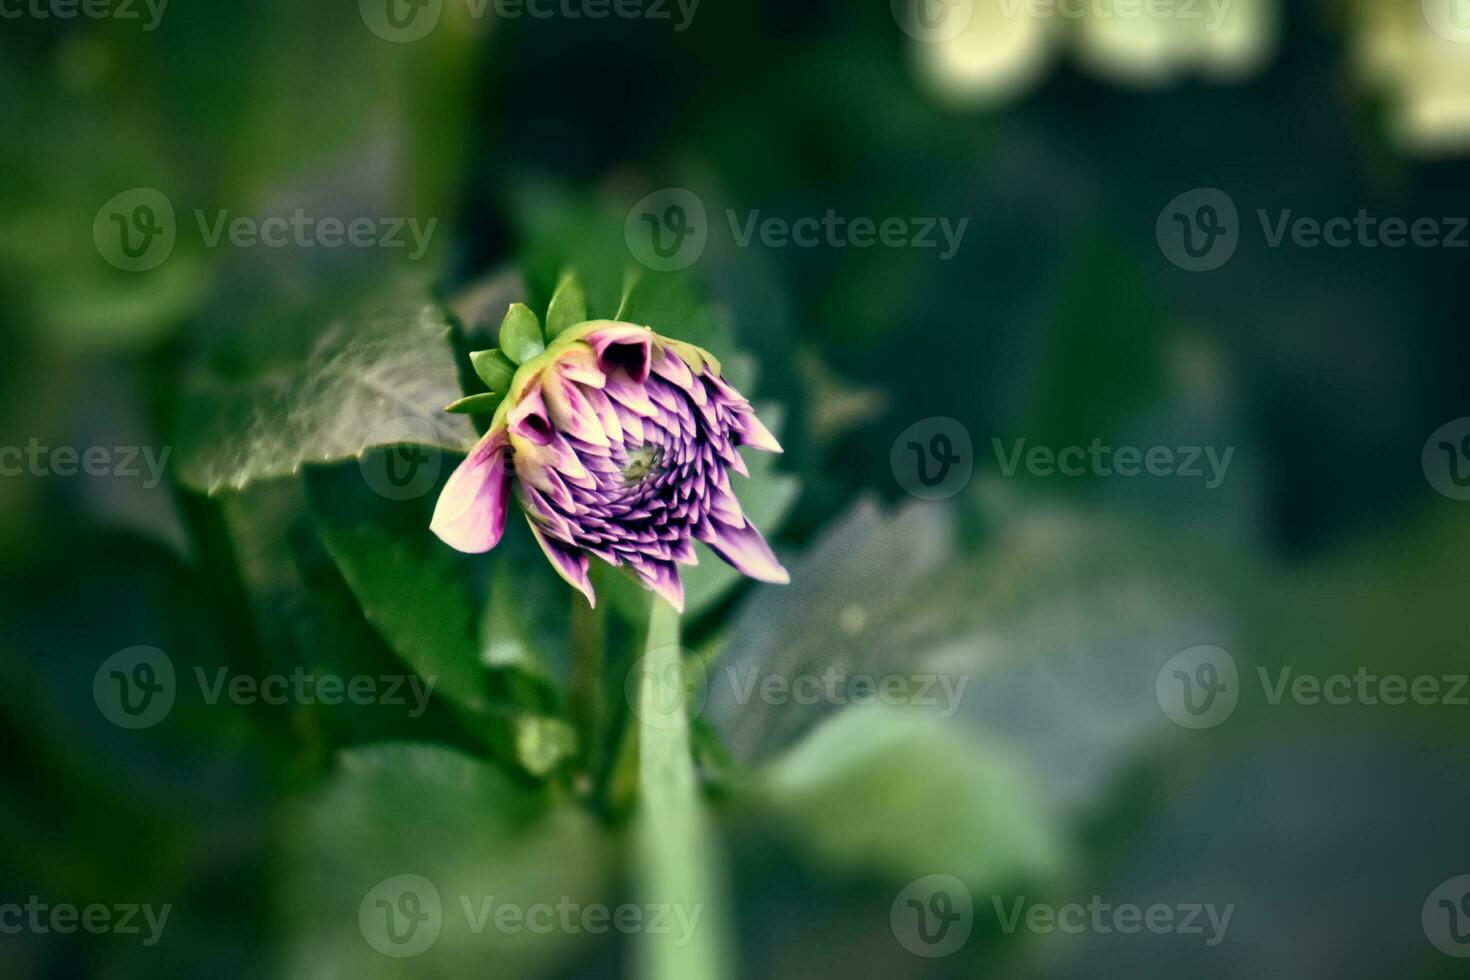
[{"left": 632, "top": 598, "right": 732, "bottom": 980}]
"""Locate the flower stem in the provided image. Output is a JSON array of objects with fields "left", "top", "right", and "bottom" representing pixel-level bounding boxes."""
[{"left": 631, "top": 597, "right": 732, "bottom": 980}]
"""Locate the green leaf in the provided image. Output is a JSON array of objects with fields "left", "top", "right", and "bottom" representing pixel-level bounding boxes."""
[
  {"left": 278, "top": 743, "right": 608, "bottom": 979},
  {"left": 444, "top": 392, "right": 503, "bottom": 415},
  {"left": 315, "top": 520, "right": 492, "bottom": 717},
  {"left": 756, "top": 705, "right": 1061, "bottom": 889},
  {"left": 544, "top": 270, "right": 588, "bottom": 339},
  {"left": 498, "top": 303, "right": 546, "bottom": 365},
  {"left": 470, "top": 348, "right": 518, "bottom": 394},
  {"left": 176, "top": 282, "right": 475, "bottom": 495},
  {"left": 704, "top": 501, "right": 956, "bottom": 762},
  {"left": 479, "top": 560, "right": 552, "bottom": 682},
  {"left": 631, "top": 600, "right": 734, "bottom": 980}
]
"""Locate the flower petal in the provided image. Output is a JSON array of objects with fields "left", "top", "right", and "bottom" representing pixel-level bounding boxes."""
[
  {"left": 585, "top": 323, "right": 653, "bottom": 383},
  {"left": 544, "top": 370, "right": 609, "bottom": 447},
  {"left": 637, "top": 560, "right": 686, "bottom": 613},
  {"left": 734, "top": 406, "right": 783, "bottom": 453},
  {"left": 430, "top": 429, "right": 511, "bottom": 554},
  {"left": 527, "top": 517, "right": 596, "bottom": 607},
  {"left": 696, "top": 516, "right": 789, "bottom": 584}
]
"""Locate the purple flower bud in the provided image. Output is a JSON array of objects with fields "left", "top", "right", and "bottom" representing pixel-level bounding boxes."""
[{"left": 431, "top": 321, "right": 788, "bottom": 612}]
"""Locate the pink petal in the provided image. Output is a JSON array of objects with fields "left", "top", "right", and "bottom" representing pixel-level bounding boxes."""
[
  {"left": 544, "top": 371, "right": 609, "bottom": 447},
  {"left": 430, "top": 429, "right": 511, "bottom": 554},
  {"left": 527, "top": 517, "right": 596, "bottom": 607},
  {"left": 556, "top": 347, "right": 607, "bottom": 388},
  {"left": 651, "top": 345, "right": 694, "bottom": 390},
  {"left": 585, "top": 324, "right": 653, "bottom": 383},
  {"left": 508, "top": 383, "right": 554, "bottom": 446},
  {"left": 696, "top": 517, "right": 790, "bottom": 584}
]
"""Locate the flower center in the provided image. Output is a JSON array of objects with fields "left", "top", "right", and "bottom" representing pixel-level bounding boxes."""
[{"left": 621, "top": 443, "right": 665, "bottom": 486}]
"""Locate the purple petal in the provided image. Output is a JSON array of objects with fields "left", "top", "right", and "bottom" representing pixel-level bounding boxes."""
[
  {"left": 696, "top": 516, "right": 790, "bottom": 584},
  {"left": 637, "top": 560, "right": 686, "bottom": 613},
  {"left": 527, "top": 517, "right": 596, "bottom": 608},
  {"left": 430, "top": 429, "right": 511, "bottom": 554},
  {"left": 733, "top": 407, "right": 783, "bottom": 453}
]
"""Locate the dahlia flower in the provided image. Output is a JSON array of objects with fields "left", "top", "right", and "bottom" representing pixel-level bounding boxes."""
[{"left": 431, "top": 310, "right": 788, "bottom": 612}]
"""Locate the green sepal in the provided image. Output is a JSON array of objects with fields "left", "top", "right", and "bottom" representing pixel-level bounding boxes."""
[
  {"left": 544, "top": 271, "right": 588, "bottom": 340},
  {"left": 444, "top": 392, "right": 504, "bottom": 415},
  {"left": 470, "top": 348, "right": 517, "bottom": 391},
  {"left": 498, "top": 303, "right": 545, "bottom": 364}
]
